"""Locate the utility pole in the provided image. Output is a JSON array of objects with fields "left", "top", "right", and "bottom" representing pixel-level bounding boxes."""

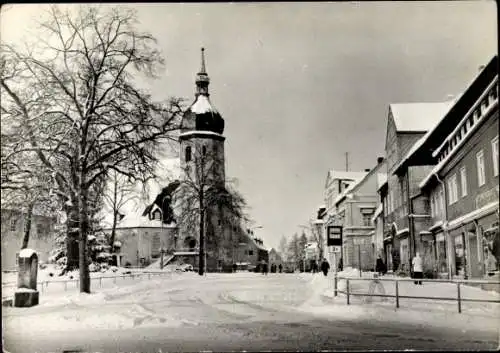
[{"left": 345, "top": 152, "right": 349, "bottom": 172}]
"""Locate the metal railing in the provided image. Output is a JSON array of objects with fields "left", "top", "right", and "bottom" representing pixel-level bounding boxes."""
[
  {"left": 333, "top": 274, "right": 500, "bottom": 313},
  {"left": 2, "top": 270, "right": 178, "bottom": 295}
]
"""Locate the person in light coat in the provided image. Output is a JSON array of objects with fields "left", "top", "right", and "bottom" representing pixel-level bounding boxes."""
[{"left": 412, "top": 252, "right": 423, "bottom": 285}]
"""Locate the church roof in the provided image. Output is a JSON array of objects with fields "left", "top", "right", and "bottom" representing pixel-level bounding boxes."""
[{"left": 181, "top": 48, "right": 225, "bottom": 135}]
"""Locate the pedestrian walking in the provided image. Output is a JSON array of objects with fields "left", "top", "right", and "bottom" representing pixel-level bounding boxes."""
[
  {"left": 320, "top": 258, "right": 330, "bottom": 277},
  {"left": 412, "top": 252, "right": 423, "bottom": 285},
  {"left": 232, "top": 263, "right": 237, "bottom": 273},
  {"left": 278, "top": 263, "right": 283, "bottom": 273},
  {"left": 375, "top": 255, "right": 387, "bottom": 276}
]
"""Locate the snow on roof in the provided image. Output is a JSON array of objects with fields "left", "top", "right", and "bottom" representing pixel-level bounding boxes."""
[
  {"left": 390, "top": 101, "right": 453, "bottom": 132},
  {"left": 328, "top": 170, "right": 368, "bottom": 182},
  {"left": 111, "top": 210, "right": 176, "bottom": 229},
  {"left": 19, "top": 248, "right": 37, "bottom": 258},
  {"left": 334, "top": 172, "right": 370, "bottom": 205},
  {"left": 376, "top": 173, "right": 387, "bottom": 190},
  {"left": 189, "top": 95, "right": 219, "bottom": 114},
  {"left": 179, "top": 131, "right": 224, "bottom": 139}
]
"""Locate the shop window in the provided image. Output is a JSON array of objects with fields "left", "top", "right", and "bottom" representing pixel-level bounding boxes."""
[{"left": 476, "top": 149, "right": 486, "bottom": 186}]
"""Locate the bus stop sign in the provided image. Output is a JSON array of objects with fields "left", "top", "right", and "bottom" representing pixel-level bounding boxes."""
[{"left": 327, "top": 225, "right": 342, "bottom": 246}]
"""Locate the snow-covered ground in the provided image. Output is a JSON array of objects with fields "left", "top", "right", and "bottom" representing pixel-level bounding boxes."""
[
  {"left": 3, "top": 269, "right": 499, "bottom": 337},
  {"left": 292, "top": 269, "right": 500, "bottom": 333}
]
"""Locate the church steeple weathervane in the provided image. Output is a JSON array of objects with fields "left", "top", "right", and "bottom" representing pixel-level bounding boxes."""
[{"left": 195, "top": 47, "right": 210, "bottom": 97}]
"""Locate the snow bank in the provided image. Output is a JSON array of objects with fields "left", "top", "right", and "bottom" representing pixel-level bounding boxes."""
[{"left": 18, "top": 249, "right": 36, "bottom": 258}]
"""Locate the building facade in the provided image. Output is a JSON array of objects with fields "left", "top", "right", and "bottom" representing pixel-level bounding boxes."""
[
  {"left": 383, "top": 101, "right": 453, "bottom": 274},
  {"left": 323, "top": 170, "right": 369, "bottom": 269},
  {"left": 333, "top": 158, "right": 386, "bottom": 270},
  {"left": 394, "top": 55, "right": 498, "bottom": 279}
]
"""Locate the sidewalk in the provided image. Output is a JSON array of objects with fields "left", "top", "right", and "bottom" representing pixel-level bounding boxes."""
[{"left": 296, "top": 268, "right": 500, "bottom": 333}]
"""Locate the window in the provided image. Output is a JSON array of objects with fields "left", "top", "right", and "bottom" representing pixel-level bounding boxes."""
[
  {"left": 153, "top": 210, "right": 162, "bottom": 221},
  {"left": 447, "top": 174, "right": 458, "bottom": 205},
  {"left": 467, "top": 116, "right": 473, "bottom": 128},
  {"left": 492, "top": 136, "right": 499, "bottom": 176},
  {"left": 10, "top": 218, "right": 16, "bottom": 232},
  {"left": 202, "top": 145, "right": 207, "bottom": 156},
  {"left": 477, "top": 150, "right": 486, "bottom": 186},
  {"left": 430, "top": 194, "right": 436, "bottom": 218},
  {"left": 185, "top": 146, "right": 192, "bottom": 162},
  {"left": 362, "top": 213, "right": 373, "bottom": 227},
  {"left": 460, "top": 167, "right": 467, "bottom": 197},
  {"left": 248, "top": 250, "right": 254, "bottom": 256},
  {"left": 481, "top": 99, "right": 488, "bottom": 113},
  {"left": 474, "top": 108, "right": 481, "bottom": 122}
]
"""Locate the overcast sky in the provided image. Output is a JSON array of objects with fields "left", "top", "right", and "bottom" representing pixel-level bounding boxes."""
[{"left": 1, "top": 2, "right": 497, "bottom": 250}]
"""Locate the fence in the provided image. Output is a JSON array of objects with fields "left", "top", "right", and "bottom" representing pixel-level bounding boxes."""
[
  {"left": 333, "top": 274, "right": 500, "bottom": 313},
  {"left": 2, "top": 270, "right": 177, "bottom": 296}
]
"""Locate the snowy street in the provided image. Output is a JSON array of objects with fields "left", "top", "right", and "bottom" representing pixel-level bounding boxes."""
[{"left": 3, "top": 272, "right": 499, "bottom": 352}]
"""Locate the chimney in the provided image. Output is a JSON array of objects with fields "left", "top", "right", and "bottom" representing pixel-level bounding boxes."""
[{"left": 377, "top": 157, "right": 384, "bottom": 164}]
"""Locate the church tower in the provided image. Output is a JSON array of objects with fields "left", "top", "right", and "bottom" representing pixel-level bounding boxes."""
[{"left": 178, "top": 48, "right": 229, "bottom": 271}]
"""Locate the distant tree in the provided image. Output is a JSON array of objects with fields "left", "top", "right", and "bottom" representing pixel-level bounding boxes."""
[
  {"left": 103, "top": 170, "right": 139, "bottom": 251},
  {"left": 172, "top": 146, "right": 247, "bottom": 276},
  {"left": 0, "top": 5, "right": 182, "bottom": 293},
  {"left": 308, "top": 220, "right": 324, "bottom": 260},
  {"left": 278, "top": 234, "right": 288, "bottom": 261}
]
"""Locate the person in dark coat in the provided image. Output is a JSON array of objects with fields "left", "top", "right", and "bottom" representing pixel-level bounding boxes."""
[
  {"left": 320, "top": 258, "right": 330, "bottom": 276},
  {"left": 376, "top": 255, "right": 386, "bottom": 276},
  {"left": 232, "top": 263, "right": 237, "bottom": 273},
  {"left": 278, "top": 263, "right": 283, "bottom": 273}
]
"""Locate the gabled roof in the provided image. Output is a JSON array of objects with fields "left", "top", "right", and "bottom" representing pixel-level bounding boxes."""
[
  {"left": 327, "top": 170, "right": 369, "bottom": 183},
  {"left": 334, "top": 161, "right": 385, "bottom": 206},
  {"left": 389, "top": 101, "right": 454, "bottom": 132}
]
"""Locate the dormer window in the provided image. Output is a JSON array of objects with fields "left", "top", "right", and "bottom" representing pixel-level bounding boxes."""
[{"left": 185, "top": 146, "right": 192, "bottom": 162}]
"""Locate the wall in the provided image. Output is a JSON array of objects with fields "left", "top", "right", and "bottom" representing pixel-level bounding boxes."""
[{"left": 112, "top": 226, "right": 178, "bottom": 267}]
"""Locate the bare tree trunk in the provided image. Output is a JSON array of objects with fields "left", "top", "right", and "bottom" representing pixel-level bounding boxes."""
[
  {"left": 21, "top": 202, "right": 35, "bottom": 249},
  {"left": 110, "top": 210, "right": 118, "bottom": 251},
  {"left": 65, "top": 205, "right": 79, "bottom": 272},
  {"left": 109, "top": 178, "right": 118, "bottom": 250},
  {"left": 199, "top": 192, "right": 205, "bottom": 276},
  {"left": 79, "top": 184, "right": 90, "bottom": 293}
]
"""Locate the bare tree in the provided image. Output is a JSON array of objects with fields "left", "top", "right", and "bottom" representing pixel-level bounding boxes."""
[
  {"left": 0, "top": 5, "right": 182, "bottom": 292},
  {"left": 172, "top": 145, "right": 247, "bottom": 276},
  {"left": 307, "top": 220, "right": 324, "bottom": 261},
  {"left": 278, "top": 234, "right": 288, "bottom": 262},
  {"left": 103, "top": 170, "right": 138, "bottom": 250},
  {"left": 1, "top": 131, "right": 59, "bottom": 249}
]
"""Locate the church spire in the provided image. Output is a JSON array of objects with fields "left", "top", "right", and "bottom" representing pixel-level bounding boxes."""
[{"left": 195, "top": 47, "right": 210, "bottom": 97}]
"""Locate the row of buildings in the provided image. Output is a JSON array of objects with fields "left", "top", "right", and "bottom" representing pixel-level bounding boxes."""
[{"left": 315, "top": 55, "right": 499, "bottom": 279}]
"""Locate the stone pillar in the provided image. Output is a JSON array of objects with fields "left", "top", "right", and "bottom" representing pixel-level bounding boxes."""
[{"left": 14, "top": 249, "right": 39, "bottom": 307}]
